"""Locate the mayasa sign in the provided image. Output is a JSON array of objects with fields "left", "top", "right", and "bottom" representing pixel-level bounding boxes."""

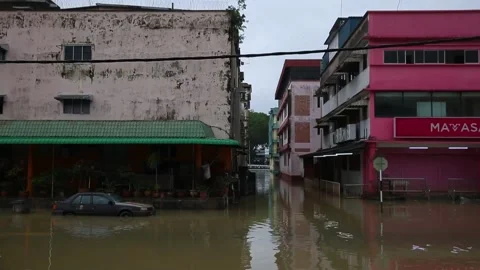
[{"left": 394, "top": 118, "right": 480, "bottom": 138}]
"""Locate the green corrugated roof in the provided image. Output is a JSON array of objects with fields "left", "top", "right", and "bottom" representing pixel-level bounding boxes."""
[{"left": 0, "top": 120, "right": 239, "bottom": 146}]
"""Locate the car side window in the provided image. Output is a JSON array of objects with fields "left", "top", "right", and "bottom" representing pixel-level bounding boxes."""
[
  {"left": 92, "top": 195, "right": 109, "bottom": 205},
  {"left": 72, "top": 195, "right": 82, "bottom": 204},
  {"left": 80, "top": 195, "right": 92, "bottom": 205}
]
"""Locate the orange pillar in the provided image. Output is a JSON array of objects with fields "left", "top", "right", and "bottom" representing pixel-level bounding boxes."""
[{"left": 26, "top": 145, "right": 33, "bottom": 195}]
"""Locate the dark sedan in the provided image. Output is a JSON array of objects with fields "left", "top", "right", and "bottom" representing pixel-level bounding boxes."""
[{"left": 52, "top": 192, "right": 156, "bottom": 217}]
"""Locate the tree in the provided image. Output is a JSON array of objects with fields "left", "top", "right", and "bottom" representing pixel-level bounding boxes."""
[{"left": 248, "top": 111, "right": 269, "bottom": 163}]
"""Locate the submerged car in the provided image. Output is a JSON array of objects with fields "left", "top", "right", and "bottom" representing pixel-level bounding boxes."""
[{"left": 52, "top": 192, "right": 155, "bottom": 217}]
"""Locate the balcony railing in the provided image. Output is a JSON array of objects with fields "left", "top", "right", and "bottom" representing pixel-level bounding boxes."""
[
  {"left": 321, "top": 119, "right": 370, "bottom": 150},
  {"left": 321, "top": 67, "right": 370, "bottom": 117}
]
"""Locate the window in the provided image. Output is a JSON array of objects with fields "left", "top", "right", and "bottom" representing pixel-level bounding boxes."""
[
  {"left": 403, "top": 92, "right": 432, "bottom": 117},
  {"left": 414, "top": 50, "right": 424, "bottom": 63},
  {"left": 316, "top": 96, "right": 321, "bottom": 108},
  {"left": 432, "top": 92, "right": 460, "bottom": 117},
  {"left": 63, "top": 99, "right": 91, "bottom": 114},
  {"left": 92, "top": 195, "right": 110, "bottom": 205},
  {"left": 384, "top": 51, "right": 398, "bottom": 63},
  {"left": 374, "top": 92, "right": 404, "bottom": 117},
  {"left": 446, "top": 50, "right": 465, "bottom": 64},
  {"left": 0, "top": 49, "right": 5, "bottom": 61},
  {"left": 406, "top": 50, "right": 414, "bottom": 64},
  {"left": 0, "top": 96, "right": 3, "bottom": 114},
  {"left": 375, "top": 91, "right": 480, "bottom": 118},
  {"left": 316, "top": 127, "right": 321, "bottom": 135},
  {"left": 64, "top": 45, "right": 92, "bottom": 61},
  {"left": 72, "top": 195, "right": 91, "bottom": 204},
  {"left": 384, "top": 49, "right": 479, "bottom": 64},
  {"left": 462, "top": 92, "right": 480, "bottom": 116},
  {"left": 466, "top": 50, "right": 479, "bottom": 63},
  {"left": 283, "top": 154, "right": 287, "bottom": 166}
]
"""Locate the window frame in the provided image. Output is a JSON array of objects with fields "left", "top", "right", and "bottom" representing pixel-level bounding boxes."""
[
  {"left": 383, "top": 49, "right": 480, "bottom": 65},
  {"left": 62, "top": 99, "right": 91, "bottom": 115},
  {"left": 64, "top": 44, "right": 93, "bottom": 61},
  {"left": 374, "top": 91, "right": 480, "bottom": 118}
]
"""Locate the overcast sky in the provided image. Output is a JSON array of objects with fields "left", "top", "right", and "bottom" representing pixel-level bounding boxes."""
[{"left": 62, "top": 0, "right": 480, "bottom": 113}]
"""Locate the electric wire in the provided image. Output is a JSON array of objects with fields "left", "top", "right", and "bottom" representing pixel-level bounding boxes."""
[{"left": 2, "top": 36, "right": 479, "bottom": 64}]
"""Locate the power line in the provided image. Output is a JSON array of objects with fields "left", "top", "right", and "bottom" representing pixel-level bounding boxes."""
[{"left": 2, "top": 36, "right": 480, "bottom": 64}]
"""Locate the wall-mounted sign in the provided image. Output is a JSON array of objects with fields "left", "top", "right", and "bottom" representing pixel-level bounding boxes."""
[{"left": 394, "top": 117, "right": 480, "bottom": 138}]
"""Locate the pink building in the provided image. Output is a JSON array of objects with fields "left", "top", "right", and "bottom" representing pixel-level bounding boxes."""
[
  {"left": 274, "top": 60, "right": 320, "bottom": 181},
  {"left": 303, "top": 10, "right": 480, "bottom": 198}
]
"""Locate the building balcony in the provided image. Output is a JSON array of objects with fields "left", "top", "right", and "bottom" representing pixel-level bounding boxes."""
[
  {"left": 322, "top": 67, "right": 370, "bottom": 117},
  {"left": 321, "top": 118, "right": 370, "bottom": 149}
]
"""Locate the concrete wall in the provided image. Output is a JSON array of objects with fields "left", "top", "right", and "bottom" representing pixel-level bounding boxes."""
[{"left": 0, "top": 10, "right": 236, "bottom": 139}]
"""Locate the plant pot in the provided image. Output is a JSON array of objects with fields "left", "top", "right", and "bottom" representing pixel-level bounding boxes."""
[
  {"left": 199, "top": 191, "right": 208, "bottom": 199},
  {"left": 1, "top": 190, "right": 7, "bottom": 198},
  {"left": 160, "top": 192, "right": 166, "bottom": 199},
  {"left": 133, "top": 190, "right": 142, "bottom": 197},
  {"left": 152, "top": 191, "right": 160, "bottom": 198},
  {"left": 177, "top": 191, "right": 185, "bottom": 198},
  {"left": 189, "top": 190, "right": 198, "bottom": 198},
  {"left": 144, "top": 190, "right": 152, "bottom": 197},
  {"left": 167, "top": 191, "right": 173, "bottom": 197}
]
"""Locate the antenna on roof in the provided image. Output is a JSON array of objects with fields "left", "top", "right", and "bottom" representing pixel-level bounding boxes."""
[{"left": 172, "top": 2, "right": 174, "bottom": 9}]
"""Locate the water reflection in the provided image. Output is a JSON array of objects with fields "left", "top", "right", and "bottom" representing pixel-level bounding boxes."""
[{"left": 1, "top": 171, "right": 480, "bottom": 270}]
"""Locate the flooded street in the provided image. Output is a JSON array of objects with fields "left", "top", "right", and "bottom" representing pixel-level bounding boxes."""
[{"left": 1, "top": 171, "right": 480, "bottom": 270}]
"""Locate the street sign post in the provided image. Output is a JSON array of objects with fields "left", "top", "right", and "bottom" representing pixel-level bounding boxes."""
[{"left": 373, "top": 156, "right": 388, "bottom": 213}]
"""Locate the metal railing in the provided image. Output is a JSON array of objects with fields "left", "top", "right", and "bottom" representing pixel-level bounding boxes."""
[
  {"left": 343, "top": 184, "right": 365, "bottom": 199},
  {"left": 382, "top": 177, "right": 430, "bottom": 198},
  {"left": 448, "top": 178, "right": 479, "bottom": 199},
  {"left": 320, "top": 180, "right": 341, "bottom": 197}
]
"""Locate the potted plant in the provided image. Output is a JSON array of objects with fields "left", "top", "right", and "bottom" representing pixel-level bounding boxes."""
[
  {"left": 147, "top": 151, "right": 161, "bottom": 191},
  {"left": 189, "top": 189, "right": 198, "bottom": 198},
  {"left": 72, "top": 160, "right": 101, "bottom": 193}
]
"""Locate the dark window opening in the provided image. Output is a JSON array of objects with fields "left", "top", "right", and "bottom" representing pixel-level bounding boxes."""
[
  {"left": 405, "top": 50, "right": 414, "bottom": 64},
  {"left": 403, "top": 92, "right": 432, "bottom": 117},
  {"left": 397, "top": 50, "right": 406, "bottom": 64},
  {"left": 446, "top": 50, "right": 465, "bottom": 64},
  {"left": 0, "top": 49, "right": 5, "bottom": 61},
  {"left": 0, "top": 97, "right": 3, "bottom": 114},
  {"left": 362, "top": 54, "right": 368, "bottom": 70},
  {"left": 374, "top": 92, "right": 404, "bottom": 117},
  {"left": 461, "top": 92, "right": 480, "bottom": 117},
  {"left": 384, "top": 51, "right": 398, "bottom": 63},
  {"left": 64, "top": 45, "right": 93, "bottom": 61},
  {"left": 424, "top": 50, "right": 438, "bottom": 63},
  {"left": 63, "top": 99, "right": 91, "bottom": 115},
  {"left": 466, "top": 50, "right": 479, "bottom": 63},
  {"left": 414, "top": 50, "right": 424, "bottom": 63},
  {"left": 438, "top": 50, "right": 445, "bottom": 63},
  {"left": 317, "top": 95, "right": 321, "bottom": 108},
  {"left": 316, "top": 127, "right": 321, "bottom": 135}
]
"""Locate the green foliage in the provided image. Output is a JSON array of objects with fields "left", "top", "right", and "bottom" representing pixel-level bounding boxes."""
[
  {"left": 248, "top": 110, "right": 269, "bottom": 162},
  {"left": 227, "top": 0, "right": 247, "bottom": 43},
  {"left": 146, "top": 152, "right": 161, "bottom": 171}
]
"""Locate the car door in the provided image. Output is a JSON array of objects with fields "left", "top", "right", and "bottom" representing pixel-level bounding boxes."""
[
  {"left": 71, "top": 195, "right": 93, "bottom": 215},
  {"left": 92, "top": 195, "right": 117, "bottom": 216}
]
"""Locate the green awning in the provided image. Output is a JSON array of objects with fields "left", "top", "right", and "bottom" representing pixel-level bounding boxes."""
[{"left": 0, "top": 120, "right": 240, "bottom": 147}]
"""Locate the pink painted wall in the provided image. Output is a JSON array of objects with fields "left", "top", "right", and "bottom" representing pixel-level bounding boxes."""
[
  {"left": 367, "top": 10, "right": 480, "bottom": 142},
  {"left": 379, "top": 149, "right": 480, "bottom": 192}
]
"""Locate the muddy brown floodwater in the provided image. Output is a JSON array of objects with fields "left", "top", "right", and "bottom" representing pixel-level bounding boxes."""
[{"left": 1, "top": 170, "right": 480, "bottom": 270}]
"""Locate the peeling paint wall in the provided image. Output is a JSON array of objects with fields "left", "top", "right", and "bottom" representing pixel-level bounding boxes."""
[{"left": 0, "top": 10, "right": 234, "bottom": 139}]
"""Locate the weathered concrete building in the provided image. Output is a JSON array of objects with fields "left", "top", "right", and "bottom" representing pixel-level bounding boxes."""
[
  {"left": 0, "top": 2, "right": 242, "bottom": 140},
  {"left": 0, "top": 0, "right": 247, "bottom": 197}
]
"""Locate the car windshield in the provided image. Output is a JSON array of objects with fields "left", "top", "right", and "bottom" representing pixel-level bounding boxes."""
[{"left": 108, "top": 194, "right": 124, "bottom": 202}]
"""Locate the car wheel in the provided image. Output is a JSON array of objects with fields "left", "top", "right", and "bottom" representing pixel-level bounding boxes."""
[{"left": 119, "top": 210, "right": 133, "bottom": 217}]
